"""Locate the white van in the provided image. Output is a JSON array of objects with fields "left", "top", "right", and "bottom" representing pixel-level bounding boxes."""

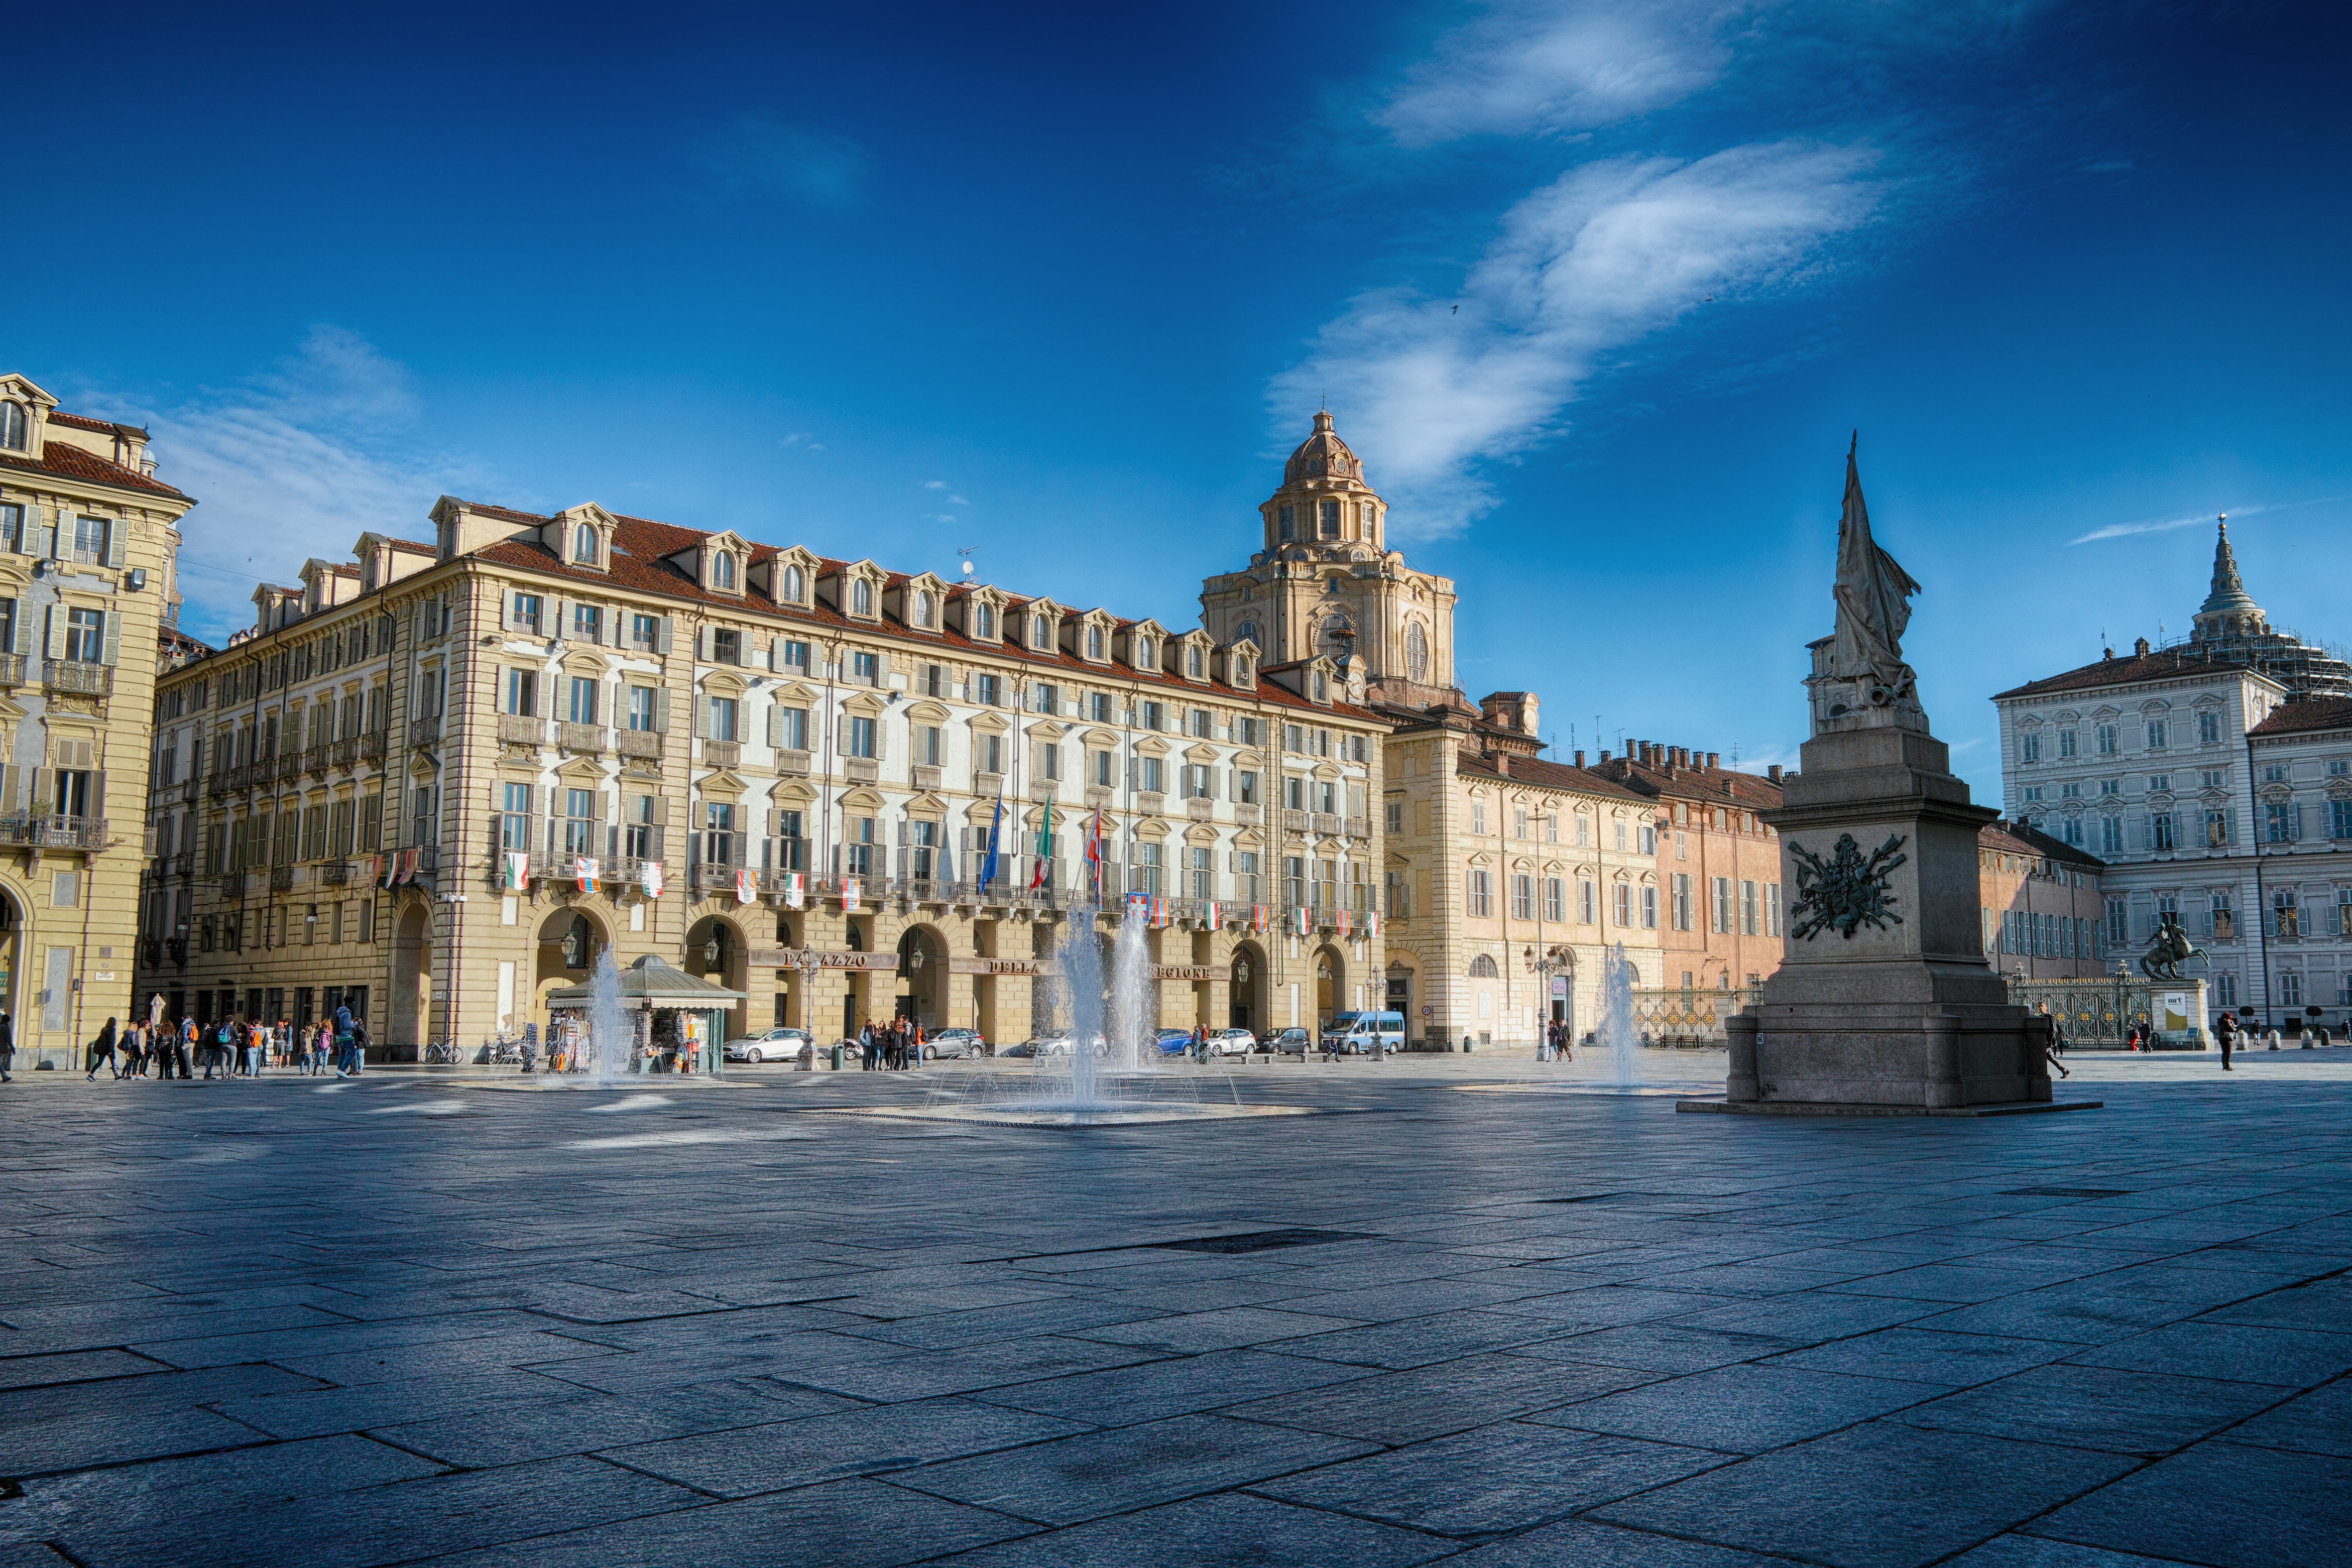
[{"left": 1321, "top": 1011, "right": 1405, "bottom": 1054}]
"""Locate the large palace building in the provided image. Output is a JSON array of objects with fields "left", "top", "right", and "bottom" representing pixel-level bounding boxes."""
[
  {"left": 0, "top": 375, "right": 192, "bottom": 1069},
  {"left": 1996, "top": 521, "right": 2352, "bottom": 1023},
  {"left": 136, "top": 454, "right": 1392, "bottom": 1054}
]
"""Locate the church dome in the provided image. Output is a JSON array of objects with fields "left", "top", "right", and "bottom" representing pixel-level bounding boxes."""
[{"left": 1283, "top": 410, "right": 1363, "bottom": 486}]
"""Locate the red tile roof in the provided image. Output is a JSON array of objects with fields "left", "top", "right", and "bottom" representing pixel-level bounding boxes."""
[
  {"left": 0, "top": 438, "right": 188, "bottom": 500},
  {"left": 1979, "top": 817, "right": 2105, "bottom": 871},
  {"left": 1584, "top": 754, "right": 1786, "bottom": 811},
  {"left": 1455, "top": 751, "right": 1655, "bottom": 805},
  {"left": 45, "top": 409, "right": 148, "bottom": 439},
  {"left": 450, "top": 501, "right": 1373, "bottom": 720},
  {"left": 1994, "top": 646, "right": 2262, "bottom": 700},
  {"left": 2251, "top": 696, "right": 2352, "bottom": 738}
]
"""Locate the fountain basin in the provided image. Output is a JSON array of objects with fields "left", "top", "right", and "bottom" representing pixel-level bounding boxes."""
[{"left": 815, "top": 1103, "right": 1315, "bottom": 1128}]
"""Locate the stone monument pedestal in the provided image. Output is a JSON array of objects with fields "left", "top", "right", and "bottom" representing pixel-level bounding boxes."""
[{"left": 1682, "top": 723, "right": 2089, "bottom": 1117}]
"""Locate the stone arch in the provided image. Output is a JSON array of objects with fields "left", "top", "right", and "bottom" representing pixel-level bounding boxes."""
[
  {"left": 1314, "top": 942, "right": 1347, "bottom": 1026},
  {"left": 391, "top": 901, "right": 433, "bottom": 1050},
  {"left": 1230, "top": 938, "right": 1270, "bottom": 1035},
  {"left": 535, "top": 905, "right": 612, "bottom": 1021},
  {"left": 897, "top": 922, "right": 950, "bottom": 1035},
  {"left": 684, "top": 910, "right": 752, "bottom": 1037}
]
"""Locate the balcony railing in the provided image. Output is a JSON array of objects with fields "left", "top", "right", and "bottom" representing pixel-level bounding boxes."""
[
  {"left": 702, "top": 739, "right": 743, "bottom": 768},
  {"left": 359, "top": 729, "right": 387, "bottom": 762},
  {"left": 1186, "top": 797, "right": 1215, "bottom": 820},
  {"left": 975, "top": 772, "right": 1005, "bottom": 797},
  {"left": 1235, "top": 802, "right": 1262, "bottom": 826},
  {"left": 270, "top": 865, "right": 294, "bottom": 892},
  {"left": 555, "top": 721, "right": 603, "bottom": 754},
  {"left": 497, "top": 714, "right": 544, "bottom": 747},
  {"left": 0, "top": 813, "right": 109, "bottom": 852},
  {"left": 617, "top": 729, "right": 662, "bottom": 761},
  {"left": 320, "top": 860, "right": 353, "bottom": 886},
  {"left": 409, "top": 715, "right": 442, "bottom": 748},
  {"left": 1313, "top": 812, "right": 1342, "bottom": 836},
  {"left": 1134, "top": 791, "right": 1164, "bottom": 816},
  {"left": 843, "top": 756, "right": 876, "bottom": 783},
  {"left": 0, "top": 653, "right": 26, "bottom": 686},
  {"left": 1345, "top": 816, "right": 1371, "bottom": 840},
  {"left": 42, "top": 660, "right": 111, "bottom": 697},
  {"left": 304, "top": 745, "right": 330, "bottom": 777},
  {"left": 910, "top": 763, "right": 942, "bottom": 790},
  {"left": 218, "top": 872, "right": 245, "bottom": 899},
  {"left": 1283, "top": 809, "right": 1309, "bottom": 832},
  {"left": 276, "top": 754, "right": 304, "bottom": 784},
  {"left": 331, "top": 737, "right": 359, "bottom": 769}
]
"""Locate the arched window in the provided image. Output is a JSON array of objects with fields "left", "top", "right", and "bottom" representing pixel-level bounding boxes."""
[
  {"left": 0, "top": 402, "right": 27, "bottom": 452},
  {"left": 571, "top": 523, "right": 597, "bottom": 564},
  {"left": 1319, "top": 617, "right": 1353, "bottom": 660},
  {"left": 851, "top": 578, "right": 873, "bottom": 616},
  {"left": 1236, "top": 620, "right": 1258, "bottom": 648},
  {"left": 712, "top": 552, "right": 736, "bottom": 590},
  {"left": 1187, "top": 645, "right": 1204, "bottom": 679},
  {"left": 1469, "top": 954, "right": 1498, "bottom": 978},
  {"left": 1314, "top": 671, "right": 1329, "bottom": 701},
  {"left": 782, "top": 564, "right": 804, "bottom": 602},
  {"left": 1235, "top": 656, "right": 1253, "bottom": 685},
  {"left": 1406, "top": 621, "right": 1429, "bottom": 682},
  {"left": 915, "top": 590, "right": 935, "bottom": 628},
  {"left": 1361, "top": 501, "right": 1374, "bottom": 530},
  {"left": 1135, "top": 637, "right": 1154, "bottom": 669},
  {"left": 1032, "top": 614, "right": 1052, "bottom": 649},
  {"left": 976, "top": 604, "right": 995, "bottom": 640},
  {"left": 1278, "top": 504, "right": 1295, "bottom": 542},
  {"left": 1086, "top": 624, "right": 1105, "bottom": 660},
  {"left": 1319, "top": 500, "right": 1341, "bottom": 538}
]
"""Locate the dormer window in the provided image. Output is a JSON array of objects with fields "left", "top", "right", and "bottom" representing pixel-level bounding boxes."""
[
  {"left": 571, "top": 523, "right": 596, "bottom": 564},
  {"left": 1135, "top": 637, "right": 1155, "bottom": 670},
  {"left": 914, "top": 589, "right": 936, "bottom": 628},
  {"left": 782, "top": 564, "right": 805, "bottom": 603},
  {"left": 1313, "top": 670, "right": 1329, "bottom": 701},
  {"left": 851, "top": 578, "right": 874, "bottom": 617},
  {"left": 1031, "top": 615, "right": 1052, "bottom": 650},
  {"left": 976, "top": 604, "right": 996, "bottom": 640},
  {"left": 1187, "top": 645, "right": 1204, "bottom": 679},
  {"left": 1086, "top": 625, "right": 1105, "bottom": 661},
  {"left": 712, "top": 552, "right": 737, "bottom": 590},
  {"left": 0, "top": 403, "right": 25, "bottom": 452},
  {"left": 1236, "top": 656, "right": 1254, "bottom": 686}
]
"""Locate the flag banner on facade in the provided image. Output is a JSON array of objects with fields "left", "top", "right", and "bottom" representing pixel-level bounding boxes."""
[
  {"left": 502, "top": 852, "right": 529, "bottom": 892},
  {"left": 1251, "top": 904, "right": 1270, "bottom": 933},
  {"left": 782, "top": 871, "right": 804, "bottom": 908},
  {"left": 1149, "top": 896, "right": 1169, "bottom": 928},
  {"left": 842, "top": 876, "right": 862, "bottom": 911},
  {"left": 1292, "top": 905, "right": 1312, "bottom": 936},
  {"left": 735, "top": 867, "right": 757, "bottom": 905},
  {"left": 1202, "top": 900, "right": 1221, "bottom": 929},
  {"left": 640, "top": 859, "right": 664, "bottom": 899},
  {"left": 376, "top": 854, "right": 395, "bottom": 890},
  {"left": 979, "top": 793, "right": 1004, "bottom": 892},
  {"left": 1086, "top": 807, "right": 1104, "bottom": 898},
  {"left": 400, "top": 849, "right": 421, "bottom": 885},
  {"left": 1126, "top": 891, "right": 1147, "bottom": 922},
  {"left": 575, "top": 857, "right": 600, "bottom": 895},
  {"left": 1335, "top": 909, "right": 1351, "bottom": 938},
  {"left": 359, "top": 854, "right": 381, "bottom": 889},
  {"left": 1365, "top": 909, "right": 1382, "bottom": 938},
  {"left": 1030, "top": 792, "right": 1053, "bottom": 889}
]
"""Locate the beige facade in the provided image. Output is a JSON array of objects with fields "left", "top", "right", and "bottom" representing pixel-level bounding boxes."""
[
  {"left": 1377, "top": 695, "right": 1668, "bottom": 1048},
  {"left": 0, "top": 375, "right": 192, "bottom": 1068},
  {"left": 1976, "top": 819, "right": 2114, "bottom": 981},
  {"left": 137, "top": 497, "right": 1388, "bottom": 1055}
]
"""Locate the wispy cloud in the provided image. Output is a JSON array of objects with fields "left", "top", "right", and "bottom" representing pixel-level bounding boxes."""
[
  {"left": 78, "top": 327, "right": 495, "bottom": 640},
  {"left": 1277, "top": 140, "right": 1878, "bottom": 537},
  {"left": 922, "top": 479, "right": 947, "bottom": 489},
  {"left": 779, "top": 431, "right": 827, "bottom": 452},
  {"left": 1379, "top": 0, "right": 1743, "bottom": 145},
  {"left": 2065, "top": 498, "right": 2350, "bottom": 545},
  {"left": 690, "top": 117, "right": 871, "bottom": 209}
]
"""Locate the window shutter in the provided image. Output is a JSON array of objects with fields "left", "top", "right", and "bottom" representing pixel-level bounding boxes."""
[
  {"left": 42, "top": 607, "right": 59, "bottom": 661},
  {"left": 838, "top": 714, "right": 849, "bottom": 757},
  {"left": 499, "top": 592, "right": 516, "bottom": 631},
  {"left": 693, "top": 697, "right": 711, "bottom": 740},
  {"left": 695, "top": 627, "right": 710, "bottom": 662},
  {"left": 876, "top": 718, "right": 889, "bottom": 762},
  {"left": 45, "top": 507, "right": 62, "bottom": 560},
  {"left": 10, "top": 609, "right": 27, "bottom": 658},
  {"left": 550, "top": 599, "right": 566, "bottom": 644},
  {"left": 99, "top": 611, "right": 121, "bottom": 667},
  {"left": 105, "top": 519, "right": 126, "bottom": 569},
  {"left": 31, "top": 767, "right": 52, "bottom": 819},
  {"left": 768, "top": 703, "right": 784, "bottom": 748},
  {"left": 647, "top": 616, "right": 667, "bottom": 655},
  {"left": 0, "top": 765, "right": 17, "bottom": 813}
]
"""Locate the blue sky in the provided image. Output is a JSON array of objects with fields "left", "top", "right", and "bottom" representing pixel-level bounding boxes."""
[{"left": 16, "top": 1, "right": 2349, "bottom": 799}]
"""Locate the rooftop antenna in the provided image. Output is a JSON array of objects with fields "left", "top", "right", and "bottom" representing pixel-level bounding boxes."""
[{"left": 957, "top": 545, "right": 978, "bottom": 581}]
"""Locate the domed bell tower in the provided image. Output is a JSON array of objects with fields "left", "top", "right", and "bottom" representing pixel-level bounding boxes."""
[{"left": 1201, "top": 412, "right": 1457, "bottom": 703}]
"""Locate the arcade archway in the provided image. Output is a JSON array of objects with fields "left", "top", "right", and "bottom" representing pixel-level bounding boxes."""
[
  {"left": 391, "top": 901, "right": 432, "bottom": 1049},
  {"left": 685, "top": 912, "right": 751, "bottom": 1038},
  {"left": 1230, "top": 940, "right": 1269, "bottom": 1035},
  {"left": 896, "top": 924, "right": 947, "bottom": 1031}
]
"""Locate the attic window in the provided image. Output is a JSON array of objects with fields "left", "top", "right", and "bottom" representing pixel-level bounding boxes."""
[
  {"left": 572, "top": 523, "right": 597, "bottom": 564},
  {"left": 1236, "top": 655, "right": 1254, "bottom": 685},
  {"left": 1314, "top": 670, "right": 1329, "bottom": 701},
  {"left": 1187, "top": 645, "right": 1204, "bottom": 679},
  {"left": 976, "top": 604, "right": 996, "bottom": 640},
  {"left": 0, "top": 403, "right": 25, "bottom": 453},
  {"left": 852, "top": 578, "right": 874, "bottom": 617},
  {"left": 1086, "top": 624, "right": 1105, "bottom": 661},
  {"left": 712, "top": 551, "right": 737, "bottom": 590},
  {"left": 1135, "top": 637, "right": 1155, "bottom": 670},
  {"left": 914, "top": 589, "right": 936, "bottom": 629},
  {"left": 782, "top": 564, "right": 804, "bottom": 603},
  {"left": 1031, "top": 614, "right": 1052, "bottom": 650}
]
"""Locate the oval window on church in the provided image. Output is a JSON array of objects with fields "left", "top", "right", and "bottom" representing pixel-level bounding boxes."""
[
  {"left": 1236, "top": 620, "right": 1258, "bottom": 649},
  {"left": 1406, "top": 621, "right": 1429, "bottom": 682}
]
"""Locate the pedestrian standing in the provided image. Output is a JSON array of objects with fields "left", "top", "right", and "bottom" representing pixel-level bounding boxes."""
[
  {"left": 85, "top": 1017, "right": 119, "bottom": 1081},
  {"left": 2215, "top": 1009, "right": 2238, "bottom": 1072},
  {"left": 245, "top": 1020, "right": 266, "bottom": 1079},
  {"left": 0, "top": 1008, "right": 14, "bottom": 1082},
  {"left": 167, "top": 1016, "right": 191, "bottom": 1079},
  {"left": 332, "top": 1002, "right": 357, "bottom": 1076}
]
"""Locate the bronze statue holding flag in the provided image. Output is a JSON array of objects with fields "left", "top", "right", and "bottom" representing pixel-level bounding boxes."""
[{"left": 1815, "top": 435, "right": 1928, "bottom": 733}]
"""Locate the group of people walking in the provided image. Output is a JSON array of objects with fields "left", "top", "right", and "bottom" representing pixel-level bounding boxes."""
[
  {"left": 858, "top": 1016, "right": 925, "bottom": 1070},
  {"left": 0, "top": 1002, "right": 369, "bottom": 1083}
]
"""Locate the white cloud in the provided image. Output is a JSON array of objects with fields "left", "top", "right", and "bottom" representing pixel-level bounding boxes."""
[
  {"left": 923, "top": 479, "right": 947, "bottom": 489},
  {"left": 1379, "top": 0, "right": 1744, "bottom": 145},
  {"left": 1276, "top": 141, "right": 1878, "bottom": 537},
  {"left": 81, "top": 327, "right": 496, "bottom": 641},
  {"left": 690, "top": 117, "right": 870, "bottom": 209},
  {"left": 779, "top": 431, "right": 826, "bottom": 452},
  {"left": 949, "top": 494, "right": 970, "bottom": 506}
]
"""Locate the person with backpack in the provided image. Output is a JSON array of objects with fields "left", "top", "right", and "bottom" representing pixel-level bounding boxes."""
[
  {"left": 209, "top": 1017, "right": 233, "bottom": 1079},
  {"left": 2214, "top": 1009, "right": 2239, "bottom": 1072},
  {"left": 85, "top": 1017, "right": 120, "bottom": 1081},
  {"left": 332, "top": 1002, "right": 359, "bottom": 1076}
]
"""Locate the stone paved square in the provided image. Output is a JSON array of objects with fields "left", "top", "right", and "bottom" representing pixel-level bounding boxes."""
[{"left": 2, "top": 1052, "right": 2348, "bottom": 1565}]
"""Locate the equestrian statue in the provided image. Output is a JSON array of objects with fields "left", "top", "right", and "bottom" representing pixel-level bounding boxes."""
[{"left": 2140, "top": 912, "right": 2207, "bottom": 982}]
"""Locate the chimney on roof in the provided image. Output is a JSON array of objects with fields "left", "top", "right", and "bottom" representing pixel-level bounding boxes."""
[
  {"left": 1722, "top": 779, "right": 1734, "bottom": 796},
  {"left": 1574, "top": 750, "right": 1586, "bottom": 766},
  {"left": 1768, "top": 764, "right": 1783, "bottom": 784},
  {"left": 2102, "top": 647, "right": 2114, "bottom": 661},
  {"left": 2135, "top": 636, "right": 2151, "bottom": 657},
  {"left": 1494, "top": 753, "right": 1510, "bottom": 777},
  {"left": 1706, "top": 751, "right": 1719, "bottom": 769},
  {"left": 1599, "top": 749, "right": 1611, "bottom": 763}
]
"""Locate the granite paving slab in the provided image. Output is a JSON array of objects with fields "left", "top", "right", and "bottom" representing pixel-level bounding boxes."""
[
  {"left": 970, "top": 1346, "right": 1375, "bottom": 1426},
  {"left": 2217, "top": 1374, "right": 2352, "bottom": 1457},
  {"left": 2025, "top": 1439, "right": 2352, "bottom": 1567},
  {"left": 2062, "top": 1321, "right": 2352, "bottom": 1387},
  {"left": 916, "top": 1490, "right": 1455, "bottom": 1567},
  {"left": 1532, "top": 1362, "right": 1948, "bottom": 1452},
  {"left": 1221, "top": 1349, "right": 1658, "bottom": 1442},
  {"left": 601, "top": 1396, "right": 1089, "bottom": 1497},
  {"left": 1892, "top": 1363, "right": 2286, "bottom": 1455}
]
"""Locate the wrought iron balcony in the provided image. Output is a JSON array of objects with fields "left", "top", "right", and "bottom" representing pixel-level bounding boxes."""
[
  {"left": 0, "top": 653, "right": 26, "bottom": 686},
  {"left": 276, "top": 754, "right": 304, "bottom": 784},
  {"left": 358, "top": 729, "right": 387, "bottom": 762},
  {"left": 617, "top": 729, "right": 662, "bottom": 761},
  {"left": 331, "top": 737, "right": 359, "bottom": 769},
  {"left": 304, "top": 745, "right": 330, "bottom": 777},
  {"left": 42, "top": 660, "right": 111, "bottom": 697},
  {"left": 320, "top": 861, "right": 353, "bottom": 886},
  {"left": 270, "top": 865, "right": 294, "bottom": 892},
  {"left": 218, "top": 872, "right": 245, "bottom": 899},
  {"left": 409, "top": 715, "right": 442, "bottom": 748}
]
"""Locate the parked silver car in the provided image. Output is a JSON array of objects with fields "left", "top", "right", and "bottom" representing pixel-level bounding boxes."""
[
  {"left": 724, "top": 1027, "right": 812, "bottom": 1064},
  {"left": 1203, "top": 1028, "right": 1257, "bottom": 1057},
  {"left": 923, "top": 1028, "right": 986, "bottom": 1060}
]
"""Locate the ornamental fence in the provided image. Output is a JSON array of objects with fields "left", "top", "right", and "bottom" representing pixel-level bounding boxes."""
[
  {"left": 1627, "top": 987, "right": 1760, "bottom": 1048},
  {"left": 2004, "top": 975, "right": 2208, "bottom": 1050}
]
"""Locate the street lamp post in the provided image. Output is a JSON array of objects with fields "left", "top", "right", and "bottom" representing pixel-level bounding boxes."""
[{"left": 1523, "top": 944, "right": 1571, "bottom": 1060}]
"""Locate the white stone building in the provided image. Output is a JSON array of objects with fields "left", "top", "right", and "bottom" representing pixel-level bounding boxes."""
[{"left": 1994, "top": 521, "right": 2352, "bottom": 1026}]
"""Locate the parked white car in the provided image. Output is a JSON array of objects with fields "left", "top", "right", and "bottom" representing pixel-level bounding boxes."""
[
  {"left": 1203, "top": 1029, "right": 1257, "bottom": 1056},
  {"left": 724, "top": 1027, "right": 813, "bottom": 1064}
]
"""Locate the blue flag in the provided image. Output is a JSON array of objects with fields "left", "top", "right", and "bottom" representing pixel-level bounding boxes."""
[{"left": 979, "top": 792, "right": 1003, "bottom": 890}]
